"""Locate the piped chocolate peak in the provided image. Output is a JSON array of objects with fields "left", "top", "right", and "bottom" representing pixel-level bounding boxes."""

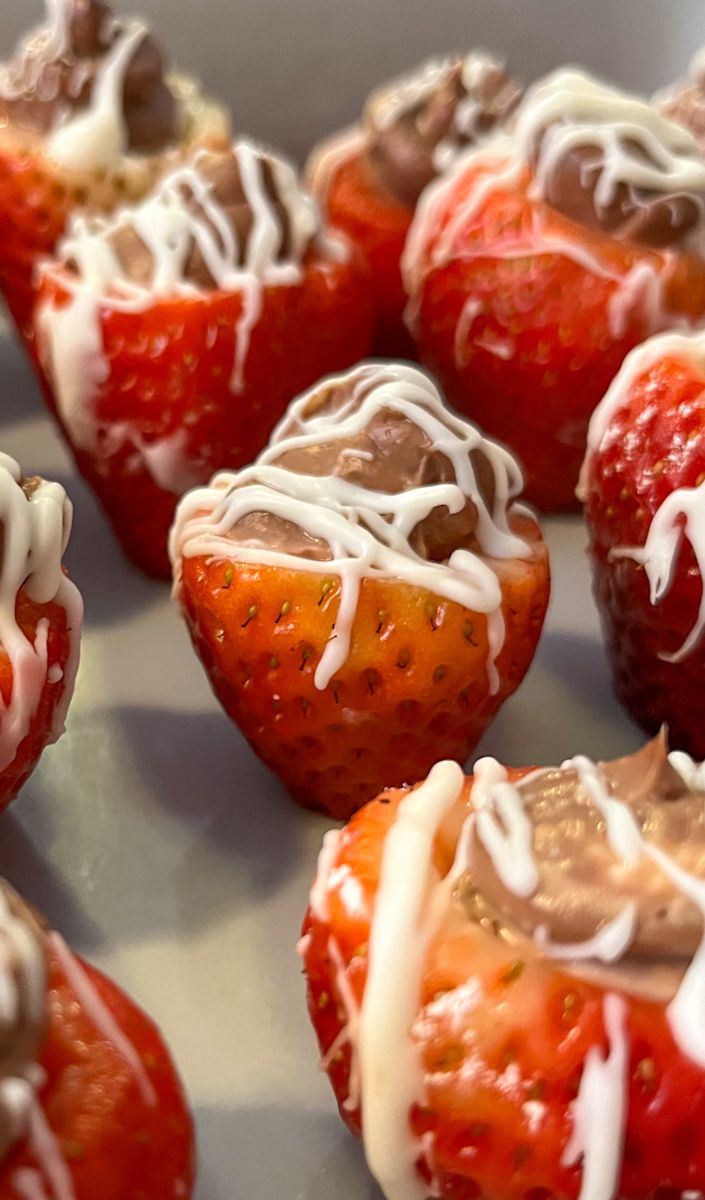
[
  {"left": 0, "top": 0, "right": 177, "bottom": 154},
  {"left": 364, "top": 52, "right": 521, "bottom": 208},
  {"left": 516, "top": 68, "right": 705, "bottom": 254}
]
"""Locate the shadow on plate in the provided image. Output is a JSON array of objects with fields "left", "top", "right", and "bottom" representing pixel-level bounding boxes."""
[
  {"left": 0, "top": 809, "right": 103, "bottom": 948},
  {"left": 193, "top": 1103, "right": 379, "bottom": 1200}
]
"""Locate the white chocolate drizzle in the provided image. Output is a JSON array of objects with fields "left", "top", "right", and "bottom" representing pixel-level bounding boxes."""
[
  {"left": 534, "top": 904, "right": 638, "bottom": 963},
  {"left": 403, "top": 68, "right": 705, "bottom": 361},
  {"left": 37, "top": 138, "right": 330, "bottom": 493},
  {"left": 562, "top": 994, "right": 629, "bottom": 1200},
  {"left": 357, "top": 760, "right": 465, "bottom": 1200},
  {"left": 0, "top": 455, "right": 82, "bottom": 775},
  {"left": 47, "top": 20, "right": 148, "bottom": 171},
  {"left": 48, "top": 933, "right": 156, "bottom": 1105},
  {"left": 170, "top": 362, "right": 533, "bottom": 691}
]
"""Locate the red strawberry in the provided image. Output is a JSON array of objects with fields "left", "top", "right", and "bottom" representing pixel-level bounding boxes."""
[
  {"left": 172, "top": 361, "right": 549, "bottom": 819},
  {"left": 0, "top": 0, "right": 229, "bottom": 347},
  {"left": 302, "top": 760, "right": 705, "bottom": 1200},
  {"left": 404, "top": 64, "right": 705, "bottom": 513},
  {"left": 0, "top": 464, "right": 82, "bottom": 812},
  {"left": 307, "top": 54, "right": 520, "bottom": 359},
  {"left": 34, "top": 143, "right": 374, "bottom": 578},
  {"left": 582, "top": 334, "right": 705, "bottom": 757},
  {"left": 308, "top": 145, "right": 417, "bottom": 359},
  {"left": 1, "top": 934, "right": 194, "bottom": 1200}
]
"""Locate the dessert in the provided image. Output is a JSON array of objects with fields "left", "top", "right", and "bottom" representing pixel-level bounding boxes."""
[
  {"left": 0, "top": 0, "right": 229, "bottom": 340},
  {"left": 301, "top": 734, "right": 705, "bottom": 1200},
  {"left": 403, "top": 67, "right": 705, "bottom": 510},
  {"left": 0, "top": 877, "right": 193, "bottom": 1198},
  {"left": 0, "top": 453, "right": 82, "bottom": 811},
  {"left": 654, "top": 48, "right": 705, "bottom": 154},
  {"left": 580, "top": 327, "right": 705, "bottom": 757},
  {"left": 34, "top": 139, "right": 374, "bottom": 578},
  {"left": 306, "top": 52, "right": 520, "bottom": 357},
  {"left": 170, "top": 361, "right": 549, "bottom": 819}
]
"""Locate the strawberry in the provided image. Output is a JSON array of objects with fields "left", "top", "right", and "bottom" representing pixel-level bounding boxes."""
[
  {"left": 582, "top": 335, "right": 705, "bottom": 757},
  {"left": 307, "top": 54, "right": 520, "bottom": 359},
  {"left": 1, "top": 935, "right": 194, "bottom": 1200},
  {"left": 0, "top": 0, "right": 229, "bottom": 347},
  {"left": 34, "top": 142, "right": 374, "bottom": 579},
  {"left": 302, "top": 764, "right": 705, "bottom": 1200},
  {"left": 0, "top": 461, "right": 82, "bottom": 812},
  {"left": 404, "top": 156, "right": 705, "bottom": 512},
  {"left": 172, "top": 361, "right": 549, "bottom": 819},
  {"left": 404, "top": 66, "right": 705, "bottom": 513},
  {"left": 309, "top": 146, "right": 417, "bottom": 359}
]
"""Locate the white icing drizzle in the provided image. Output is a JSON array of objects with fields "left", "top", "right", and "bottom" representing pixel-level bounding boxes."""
[
  {"left": 170, "top": 362, "right": 533, "bottom": 691},
  {"left": 0, "top": 888, "right": 47, "bottom": 1170},
  {"left": 25, "top": 1102, "right": 76, "bottom": 1200},
  {"left": 562, "top": 994, "right": 629, "bottom": 1200},
  {"left": 0, "top": 455, "right": 82, "bottom": 776},
  {"left": 48, "top": 933, "right": 156, "bottom": 1106},
  {"left": 611, "top": 482, "right": 705, "bottom": 662},
  {"left": 670, "top": 750, "right": 705, "bottom": 791},
  {"left": 11, "top": 1168, "right": 53, "bottom": 1200},
  {"left": 473, "top": 777, "right": 539, "bottom": 897},
  {"left": 403, "top": 68, "right": 705, "bottom": 359},
  {"left": 37, "top": 138, "right": 330, "bottom": 491},
  {"left": 564, "top": 755, "right": 643, "bottom": 865},
  {"left": 534, "top": 904, "right": 638, "bottom": 963},
  {"left": 357, "top": 760, "right": 464, "bottom": 1200},
  {"left": 48, "top": 20, "right": 147, "bottom": 171}
]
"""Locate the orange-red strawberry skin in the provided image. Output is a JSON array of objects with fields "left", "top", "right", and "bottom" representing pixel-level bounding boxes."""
[
  {"left": 318, "top": 151, "right": 417, "bottom": 358},
  {"left": 302, "top": 777, "right": 705, "bottom": 1200},
  {"left": 177, "top": 514, "right": 549, "bottom": 819},
  {"left": 1, "top": 943, "right": 194, "bottom": 1200},
  {"left": 407, "top": 160, "right": 705, "bottom": 511},
  {"left": 35, "top": 247, "right": 374, "bottom": 578},
  {"left": 584, "top": 354, "right": 705, "bottom": 757},
  {"left": 0, "top": 147, "right": 76, "bottom": 343},
  {"left": 0, "top": 584, "right": 77, "bottom": 812}
]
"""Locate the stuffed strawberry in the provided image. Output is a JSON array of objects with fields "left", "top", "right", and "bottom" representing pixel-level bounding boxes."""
[
  {"left": 302, "top": 733, "right": 705, "bottom": 1200},
  {"left": 403, "top": 68, "right": 705, "bottom": 511},
  {"left": 655, "top": 48, "right": 705, "bottom": 155},
  {"left": 0, "top": 877, "right": 193, "bottom": 1199},
  {"left": 581, "top": 327, "right": 705, "bottom": 757},
  {"left": 0, "top": 0, "right": 229, "bottom": 343},
  {"left": 306, "top": 52, "right": 520, "bottom": 357},
  {"left": 0, "top": 453, "right": 82, "bottom": 812},
  {"left": 170, "top": 360, "right": 549, "bottom": 819},
  {"left": 34, "top": 139, "right": 374, "bottom": 578}
]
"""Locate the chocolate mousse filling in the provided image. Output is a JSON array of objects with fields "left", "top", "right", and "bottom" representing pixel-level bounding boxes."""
[
  {"left": 462, "top": 733, "right": 705, "bottom": 999},
  {"left": 225, "top": 372, "right": 497, "bottom": 564},
  {"left": 363, "top": 55, "right": 521, "bottom": 208},
  {"left": 0, "top": 0, "right": 177, "bottom": 153}
]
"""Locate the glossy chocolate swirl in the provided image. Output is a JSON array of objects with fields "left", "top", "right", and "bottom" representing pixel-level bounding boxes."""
[
  {"left": 364, "top": 53, "right": 521, "bottom": 208},
  {"left": 0, "top": 0, "right": 177, "bottom": 153}
]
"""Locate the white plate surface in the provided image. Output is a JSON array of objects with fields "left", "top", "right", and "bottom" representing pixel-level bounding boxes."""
[{"left": 0, "top": 330, "right": 642, "bottom": 1199}]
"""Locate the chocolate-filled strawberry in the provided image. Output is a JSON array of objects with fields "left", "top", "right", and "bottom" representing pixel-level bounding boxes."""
[
  {"left": 34, "top": 139, "right": 374, "bottom": 578},
  {"left": 170, "top": 361, "right": 549, "bottom": 819},
  {"left": 306, "top": 53, "right": 521, "bottom": 357},
  {"left": 655, "top": 48, "right": 705, "bottom": 154},
  {"left": 404, "top": 68, "right": 705, "bottom": 511},
  {"left": 0, "top": 878, "right": 193, "bottom": 1198},
  {"left": 581, "top": 327, "right": 705, "bottom": 757},
  {"left": 302, "top": 734, "right": 705, "bottom": 1200},
  {"left": 0, "top": 0, "right": 229, "bottom": 340},
  {"left": 0, "top": 454, "right": 82, "bottom": 811}
]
